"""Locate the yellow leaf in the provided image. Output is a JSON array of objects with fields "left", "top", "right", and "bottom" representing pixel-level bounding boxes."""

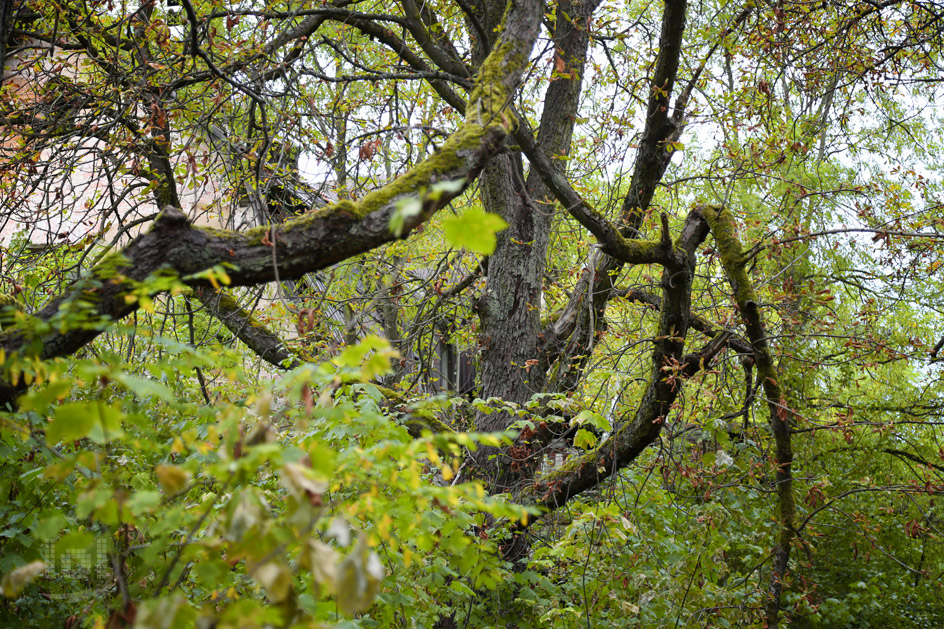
[
  {"left": 1, "top": 561, "right": 45, "bottom": 597},
  {"left": 252, "top": 563, "right": 294, "bottom": 603},
  {"left": 304, "top": 540, "right": 339, "bottom": 594},
  {"left": 155, "top": 465, "right": 191, "bottom": 494}
]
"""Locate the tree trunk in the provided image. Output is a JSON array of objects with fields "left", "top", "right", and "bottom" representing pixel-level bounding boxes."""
[{"left": 474, "top": 0, "right": 601, "bottom": 494}]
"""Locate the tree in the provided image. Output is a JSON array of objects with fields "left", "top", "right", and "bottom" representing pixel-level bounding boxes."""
[{"left": 2, "top": 0, "right": 944, "bottom": 626}]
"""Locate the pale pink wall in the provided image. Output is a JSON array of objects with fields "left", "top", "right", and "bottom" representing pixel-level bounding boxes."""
[{"left": 1, "top": 40, "right": 234, "bottom": 247}]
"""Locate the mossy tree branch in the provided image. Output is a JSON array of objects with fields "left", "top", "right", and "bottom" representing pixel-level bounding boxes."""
[
  {"left": 513, "top": 121, "right": 679, "bottom": 266},
  {"left": 523, "top": 0, "right": 694, "bottom": 394},
  {"left": 701, "top": 205, "right": 796, "bottom": 629}
]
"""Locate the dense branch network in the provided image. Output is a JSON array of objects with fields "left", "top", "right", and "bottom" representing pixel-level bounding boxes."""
[{"left": 4, "top": 0, "right": 944, "bottom": 625}]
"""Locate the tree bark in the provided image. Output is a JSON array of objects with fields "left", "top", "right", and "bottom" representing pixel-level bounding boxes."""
[
  {"left": 474, "top": 0, "right": 603, "bottom": 494},
  {"left": 190, "top": 287, "right": 300, "bottom": 370},
  {"left": 521, "top": 0, "right": 691, "bottom": 395}
]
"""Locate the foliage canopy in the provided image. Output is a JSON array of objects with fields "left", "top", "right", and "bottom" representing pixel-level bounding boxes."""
[{"left": 1, "top": 0, "right": 944, "bottom": 626}]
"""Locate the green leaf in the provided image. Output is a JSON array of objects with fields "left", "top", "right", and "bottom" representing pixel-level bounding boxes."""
[
  {"left": 47, "top": 401, "right": 124, "bottom": 444},
  {"left": 55, "top": 531, "right": 96, "bottom": 559},
  {"left": 33, "top": 512, "right": 67, "bottom": 541},
  {"left": 128, "top": 491, "right": 161, "bottom": 515},
  {"left": 18, "top": 379, "right": 72, "bottom": 413},
  {"left": 86, "top": 404, "right": 125, "bottom": 443},
  {"left": 307, "top": 442, "right": 337, "bottom": 478},
  {"left": 112, "top": 372, "right": 176, "bottom": 403},
  {"left": 572, "top": 428, "right": 597, "bottom": 449},
  {"left": 361, "top": 349, "right": 396, "bottom": 380},
  {"left": 76, "top": 489, "right": 112, "bottom": 519},
  {"left": 336, "top": 534, "right": 384, "bottom": 616},
  {"left": 193, "top": 560, "right": 229, "bottom": 589},
  {"left": 390, "top": 195, "right": 422, "bottom": 237},
  {"left": 441, "top": 207, "right": 508, "bottom": 254},
  {"left": 46, "top": 403, "right": 95, "bottom": 443},
  {"left": 335, "top": 335, "right": 392, "bottom": 369},
  {"left": 572, "top": 409, "right": 612, "bottom": 432},
  {"left": 449, "top": 580, "right": 476, "bottom": 597}
]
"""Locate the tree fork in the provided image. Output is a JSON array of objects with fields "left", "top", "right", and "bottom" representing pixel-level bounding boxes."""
[{"left": 520, "top": 206, "right": 711, "bottom": 512}]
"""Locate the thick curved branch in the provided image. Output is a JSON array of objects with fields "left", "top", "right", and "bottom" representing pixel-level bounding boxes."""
[
  {"left": 514, "top": 122, "right": 660, "bottom": 263},
  {"left": 531, "top": 1, "right": 756, "bottom": 391},
  {"left": 190, "top": 287, "right": 300, "bottom": 370},
  {"left": 619, "top": 0, "right": 688, "bottom": 220},
  {"left": 524, "top": 0, "right": 692, "bottom": 387},
  {"left": 401, "top": 0, "right": 472, "bottom": 79}
]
